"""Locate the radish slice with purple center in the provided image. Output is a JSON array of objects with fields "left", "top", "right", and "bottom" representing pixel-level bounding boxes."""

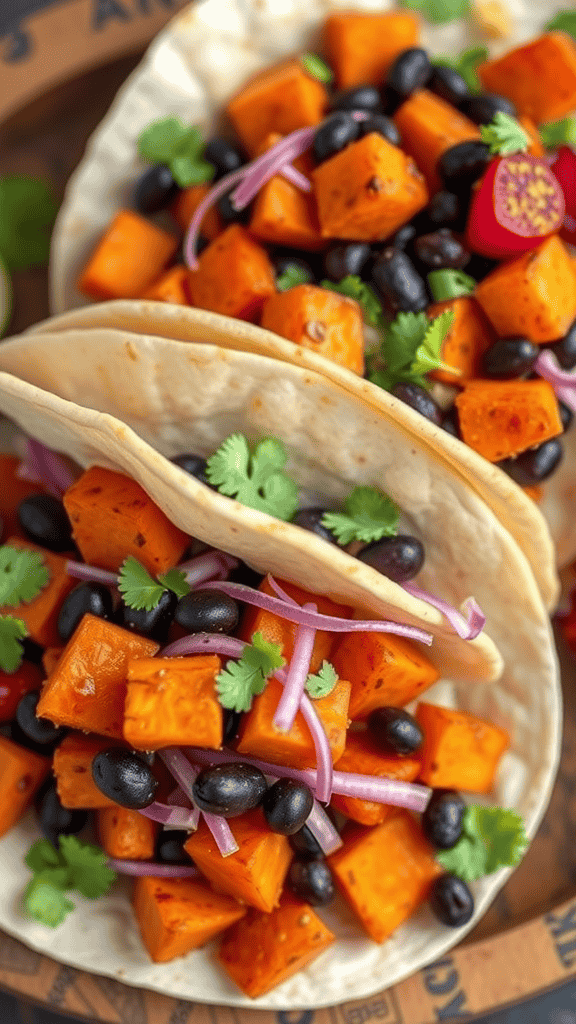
[
  {"left": 401, "top": 583, "right": 485, "bottom": 640},
  {"left": 535, "top": 349, "right": 576, "bottom": 413},
  {"left": 108, "top": 859, "right": 199, "bottom": 878},
  {"left": 158, "top": 749, "right": 239, "bottom": 857},
  {"left": 273, "top": 603, "right": 317, "bottom": 733}
]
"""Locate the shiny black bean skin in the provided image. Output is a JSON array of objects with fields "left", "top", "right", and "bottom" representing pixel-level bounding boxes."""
[
  {"left": 192, "top": 763, "right": 267, "bottom": 817},
  {"left": 459, "top": 92, "right": 517, "bottom": 124},
  {"left": 262, "top": 779, "right": 314, "bottom": 835},
  {"left": 323, "top": 243, "right": 371, "bottom": 282},
  {"left": 134, "top": 164, "right": 178, "bottom": 214},
  {"left": 16, "top": 692, "right": 67, "bottom": 746},
  {"left": 371, "top": 248, "right": 428, "bottom": 317},
  {"left": 550, "top": 320, "right": 576, "bottom": 369},
  {"left": 157, "top": 830, "right": 194, "bottom": 865},
  {"left": 331, "top": 85, "right": 382, "bottom": 114},
  {"left": 223, "top": 709, "right": 243, "bottom": 746},
  {"left": 38, "top": 784, "right": 88, "bottom": 848},
  {"left": 429, "top": 65, "right": 471, "bottom": 106},
  {"left": 391, "top": 223, "right": 418, "bottom": 250},
  {"left": 92, "top": 749, "right": 158, "bottom": 810},
  {"left": 217, "top": 189, "right": 251, "bottom": 225},
  {"left": 425, "top": 190, "right": 463, "bottom": 230},
  {"left": 437, "top": 142, "right": 491, "bottom": 195},
  {"left": 560, "top": 402, "right": 574, "bottom": 432},
  {"left": 288, "top": 859, "right": 335, "bottom": 906},
  {"left": 57, "top": 582, "right": 113, "bottom": 642},
  {"left": 292, "top": 507, "right": 338, "bottom": 545},
  {"left": 175, "top": 589, "right": 239, "bottom": 634},
  {"left": 367, "top": 706, "right": 424, "bottom": 755},
  {"left": 357, "top": 534, "right": 425, "bottom": 583},
  {"left": 481, "top": 338, "right": 539, "bottom": 380},
  {"left": 203, "top": 137, "right": 244, "bottom": 179},
  {"left": 289, "top": 824, "right": 324, "bottom": 860},
  {"left": 386, "top": 48, "right": 432, "bottom": 101},
  {"left": 441, "top": 405, "right": 461, "bottom": 438},
  {"left": 430, "top": 873, "right": 474, "bottom": 927},
  {"left": 120, "top": 588, "right": 178, "bottom": 643},
  {"left": 273, "top": 254, "right": 315, "bottom": 286},
  {"left": 422, "top": 789, "right": 466, "bottom": 849},
  {"left": 313, "top": 112, "right": 360, "bottom": 163},
  {"left": 171, "top": 453, "right": 210, "bottom": 485},
  {"left": 18, "top": 494, "right": 73, "bottom": 552},
  {"left": 497, "top": 437, "right": 564, "bottom": 486},
  {"left": 391, "top": 382, "right": 443, "bottom": 425},
  {"left": 413, "top": 228, "right": 470, "bottom": 270},
  {"left": 358, "top": 114, "right": 401, "bottom": 147}
]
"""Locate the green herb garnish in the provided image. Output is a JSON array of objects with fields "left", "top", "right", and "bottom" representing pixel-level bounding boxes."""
[
  {"left": 0, "top": 176, "right": 58, "bottom": 271},
  {"left": 368, "top": 310, "right": 456, "bottom": 391},
  {"left": 0, "top": 617, "right": 29, "bottom": 674},
  {"left": 0, "top": 545, "right": 50, "bottom": 672},
  {"left": 428, "top": 269, "right": 476, "bottom": 302},
  {"left": 301, "top": 53, "right": 333, "bottom": 84},
  {"left": 437, "top": 806, "right": 528, "bottom": 882},
  {"left": 321, "top": 276, "right": 384, "bottom": 329},
  {"left": 23, "top": 836, "right": 117, "bottom": 928},
  {"left": 305, "top": 661, "right": 338, "bottom": 699},
  {"left": 545, "top": 9, "right": 576, "bottom": 37},
  {"left": 137, "top": 117, "right": 215, "bottom": 188},
  {"left": 118, "top": 556, "right": 190, "bottom": 611},
  {"left": 216, "top": 632, "right": 285, "bottom": 712},
  {"left": 480, "top": 112, "right": 529, "bottom": 155},
  {"left": 399, "top": 0, "right": 469, "bottom": 26},
  {"left": 433, "top": 46, "right": 488, "bottom": 93},
  {"left": 276, "top": 264, "right": 314, "bottom": 292},
  {"left": 321, "top": 486, "right": 400, "bottom": 546},
  {"left": 540, "top": 117, "right": 576, "bottom": 149},
  {"left": 206, "top": 434, "right": 299, "bottom": 521}
]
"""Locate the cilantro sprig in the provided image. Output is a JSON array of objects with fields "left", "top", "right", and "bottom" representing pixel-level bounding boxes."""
[
  {"left": 216, "top": 632, "right": 285, "bottom": 712},
  {"left": 305, "top": 661, "right": 338, "bottom": 699},
  {"left": 399, "top": 0, "right": 469, "bottom": 26},
  {"left": 321, "top": 486, "right": 400, "bottom": 546},
  {"left": 321, "top": 276, "right": 384, "bottom": 330},
  {"left": 24, "top": 836, "right": 117, "bottom": 928},
  {"left": 118, "top": 557, "right": 190, "bottom": 612},
  {"left": 277, "top": 264, "right": 314, "bottom": 292},
  {"left": 137, "top": 117, "right": 215, "bottom": 188},
  {"left": 437, "top": 806, "right": 528, "bottom": 882},
  {"left": 0, "top": 545, "right": 50, "bottom": 673},
  {"left": 301, "top": 53, "right": 333, "bottom": 84},
  {"left": 368, "top": 310, "right": 457, "bottom": 392},
  {"left": 206, "top": 434, "right": 299, "bottom": 521},
  {"left": 540, "top": 117, "right": 576, "bottom": 149},
  {"left": 545, "top": 9, "right": 576, "bottom": 37},
  {"left": 480, "top": 112, "right": 529, "bottom": 156},
  {"left": 433, "top": 46, "right": 488, "bottom": 93}
]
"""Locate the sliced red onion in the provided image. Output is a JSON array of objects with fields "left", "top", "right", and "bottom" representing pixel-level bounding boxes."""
[
  {"left": 23, "top": 439, "right": 76, "bottom": 497},
  {"left": 176, "top": 550, "right": 238, "bottom": 586},
  {"left": 200, "top": 810, "right": 240, "bottom": 857},
  {"left": 202, "top": 579, "right": 433, "bottom": 645},
  {"left": 107, "top": 858, "right": 199, "bottom": 878},
  {"left": 280, "top": 164, "right": 312, "bottom": 191},
  {"left": 401, "top": 583, "right": 485, "bottom": 640},
  {"left": 305, "top": 801, "right": 343, "bottom": 855},
  {"left": 184, "top": 168, "right": 246, "bottom": 269},
  {"left": 555, "top": 384, "right": 576, "bottom": 413},
  {"left": 535, "top": 350, "right": 576, "bottom": 411},
  {"left": 138, "top": 801, "right": 199, "bottom": 829},
  {"left": 166, "top": 785, "right": 191, "bottom": 807},
  {"left": 231, "top": 127, "right": 317, "bottom": 210},
  {"left": 266, "top": 576, "right": 299, "bottom": 606},
  {"left": 298, "top": 690, "right": 333, "bottom": 802},
  {"left": 273, "top": 604, "right": 317, "bottom": 733},
  {"left": 158, "top": 749, "right": 239, "bottom": 857},
  {"left": 161, "top": 632, "right": 246, "bottom": 659},
  {"left": 65, "top": 560, "right": 119, "bottom": 587},
  {"left": 15, "top": 463, "right": 43, "bottom": 485}
]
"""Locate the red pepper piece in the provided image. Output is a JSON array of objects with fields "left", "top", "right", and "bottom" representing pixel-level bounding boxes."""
[
  {"left": 551, "top": 146, "right": 576, "bottom": 245},
  {"left": 466, "top": 154, "right": 564, "bottom": 259}
]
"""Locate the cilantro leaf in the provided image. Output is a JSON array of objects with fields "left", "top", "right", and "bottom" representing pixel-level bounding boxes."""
[
  {"left": 137, "top": 118, "right": 215, "bottom": 188},
  {"left": 399, "top": 0, "right": 469, "bottom": 25},
  {"left": 24, "top": 878, "right": 75, "bottom": 928},
  {"left": 412, "top": 310, "right": 458, "bottom": 377},
  {"left": 0, "top": 617, "right": 28, "bottom": 673},
  {"left": 206, "top": 434, "right": 299, "bottom": 521},
  {"left": 170, "top": 155, "right": 216, "bottom": 189},
  {"left": 0, "top": 545, "right": 49, "bottom": 607},
  {"left": 480, "top": 112, "right": 529, "bottom": 155},
  {"left": 277, "top": 264, "right": 313, "bottom": 292},
  {"left": 216, "top": 631, "right": 285, "bottom": 712},
  {"left": 428, "top": 269, "right": 476, "bottom": 302},
  {"left": 306, "top": 661, "right": 338, "bottom": 699},
  {"left": 321, "top": 486, "right": 399, "bottom": 545},
  {"left": 0, "top": 176, "right": 58, "bottom": 271},
  {"left": 545, "top": 10, "right": 576, "bottom": 37},
  {"left": 321, "top": 276, "right": 384, "bottom": 329},
  {"left": 434, "top": 46, "right": 488, "bottom": 93},
  {"left": 301, "top": 53, "right": 333, "bottom": 84},
  {"left": 25, "top": 840, "right": 62, "bottom": 874},
  {"left": 437, "top": 805, "right": 528, "bottom": 882},
  {"left": 540, "top": 117, "right": 576, "bottom": 149},
  {"left": 157, "top": 569, "right": 190, "bottom": 600},
  {"left": 118, "top": 557, "right": 165, "bottom": 611},
  {"left": 368, "top": 310, "right": 456, "bottom": 391},
  {"left": 384, "top": 312, "right": 430, "bottom": 376},
  {"left": 59, "top": 835, "right": 117, "bottom": 899}
]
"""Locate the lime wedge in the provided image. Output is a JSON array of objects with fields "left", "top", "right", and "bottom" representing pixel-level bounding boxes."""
[{"left": 0, "top": 255, "right": 12, "bottom": 338}]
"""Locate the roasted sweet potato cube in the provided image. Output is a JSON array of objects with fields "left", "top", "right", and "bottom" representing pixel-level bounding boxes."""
[
  {"left": 53, "top": 734, "right": 126, "bottom": 809},
  {"left": 0, "top": 736, "right": 50, "bottom": 838},
  {"left": 519, "top": 116, "right": 545, "bottom": 157},
  {"left": 0, "top": 455, "right": 46, "bottom": 540},
  {"left": 313, "top": 133, "right": 428, "bottom": 242},
  {"left": 1, "top": 538, "right": 76, "bottom": 648},
  {"left": 218, "top": 892, "right": 335, "bottom": 998},
  {"left": 42, "top": 647, "right": 63, "bottom": 677},
  {"left": 63, "top": 466, "right": 189, "bottom": 575},
  {"left": 474, "top": 236, "right": 576, "bottom": 343},
  {"left": 236, "top": 675, "right": 351, "bottom": 770},
  {"left": 188, "top": 225, "right": 276, "bottom": 321},
  {"left": 250, "top": 133, "right": 323, "bottom": 252},
  {"left": 427, "top": 297, "right": 496, "bottom": 387},
  {"left": 331, "top": 732, "right": 421, "bottom": 826},
  {"left": 393, "top": 90, "right": 480, "bottom": 194},
  {"left": 261, "top": 284, "right": 364, "bottom": 374},
  {"left": 0, "top": 661, "right": 43, "bottom": 723},
  {"left": 171, "top": 184, "right": 222, "bottom": 239},
  {"left": 134, "top": 875, "right": 246, "bottom": 963},
  {"left": 97, "top": 806, "right": 158, "bottom": 860},
  {"left": 323, "top": 11, "right": 420, "bottom": 89},
  {"left": 226, "top": 60, "right": 328, "bottom": 155},
  {"left": 78, "top": 210, "right": 178, "bottom": 301},
  {"left": 455, "top": 379, "right": 563, "bottom": 462},
  {"left": 332, "top": 631, "right": 439, "bottom": 721},
  {"left": 124, "top": 655, "right": 223, "bottom": 750},
  {"left": 416, "top": 702, "right": 509, "bottom": 793},
  {"left": 37, "top": 615, "right": 159, "bottom": 738},
  {"left": 184, "top": 810, "right": 292, "bottom": 912},
  {"left": 141, "top": 266, "right": 192, "bottom": 305},
  {"left": 478, "top": 32, "right": 576, "bottom": 124},
  {"left": 328, "top": 811, "right": 442, "bottom": 942}
]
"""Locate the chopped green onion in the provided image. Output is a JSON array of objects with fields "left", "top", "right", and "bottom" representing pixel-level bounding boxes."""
[
  {"left": 428, "top": 269, "right": 476, "bottom": 301},
  {"left": 301, "top": 53, "right": 333, "bottom": 85},
  {"left": 540, "top": 117, "right": 576, "bottom": 149}
]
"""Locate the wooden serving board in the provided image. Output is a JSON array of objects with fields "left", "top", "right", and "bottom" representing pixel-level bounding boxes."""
[{"left": 2, "top": 37, "right": 576, "bottom": 1024}]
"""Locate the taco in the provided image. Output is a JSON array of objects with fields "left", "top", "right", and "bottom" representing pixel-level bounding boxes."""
[{"left": 46, "top": 0, "right": 576, "bottom": 597}]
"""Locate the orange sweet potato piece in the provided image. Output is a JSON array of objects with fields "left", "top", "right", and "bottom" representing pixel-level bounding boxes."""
[
  {"left": 188, "top": 225, "right": 276, "bottom": 321},
  {"left": 53, "top": 734, "right": 124, "bottom": 809},
  {"left": 63, "top": 466, "right": 189, "bottom": 575},
  {"left": 78, "top": 210, "right": 178, "bottom": 301},
  {"left": 171, "top": 184, "right": 222, "bottom": 240},
  {"left": 218, "top": 892, "right": 335, "bottom": 998},
  {"left": 1, "top": 538, "right": 76, "bottom": 648},
  {"left": 415, "top": 701, "right": 509, "bottom": 792},
  {"left": 478, "top": 32, "right": 576, "bottom": 124},
  {"left": 519, "top": 116, "right": 545, "bottom": 157},
  {"left": 124, "top": 655, "right": 223, "bottom": 750},
  {"left": 141, "top": 266, "right": 191, "bottom": 305},
  {"left": 42, "top": 647, "right": 63, "bottom": 677},
  {"left": 427, "top": 297, "right": 496, "bottom": 386},
  {"left": 332, "top": 630, "right": 439, "bottom": 721},
  {"left": 323, "top": 11, "right": 420, "bottom": 89},
  {"left": 37, "top": 615, "right": 159, "bottom": 738},
  {"left": 236, "top": 675, "right": 351, "bottom": 770},
  {"left": 0, "top": 661, "right": 43, "bottom": 723},
  {"left": 260, "top": 284, "right": 364, "bottom": 374},
  {"left": 97, "top": 806, "right": 158, "bottom": 860},
  {"left": 250, "top": 135, "right": 323, "bottom": 251},
  {"left": 184, "top": 810, "right": 292, "bottom": 912},
  {"left": 134, "top": 875, "right": 246, "bottom": 963},
  {"left": 312, "top": 133, "right": 428, "bottom": 243},
  {"left": 393, "top": 90, "right": 480, "bottom": 193},
  {"left": 0, "top": 736, "right": 49, "bottom": 838},
  {"left": 0, "top": 455, "right": 46, "bottom": 540},
  {"left": 331, "top": 732, "right": 421, "bottom": 826},
  {"left": 473, "top": 236, "right": 576, "bottom": 343},
  {"left": 455, "top": 379, "right": 563, "bottom": 462},
  {"left": 226, "top": 60, "right": 328, "bottom": 156}
]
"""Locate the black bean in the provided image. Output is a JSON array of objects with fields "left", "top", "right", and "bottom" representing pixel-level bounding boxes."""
[
  {"left": 550, "top": 319, "right": 576, "bottom": 369},
  {"left": 262, "top": 778, "right": 314, "bottom": 835},
  {"left": 331, "top": 85, "right": 382, "bottom": 114},
  {"left": 290, "top": 824, "right": 324, "bottom": 859},
  {"left": 222, "top": 709, "right": 243, "bottom": 745},
  {"left": 459, "top": 92, "right": 517, "bottom": 124},
  {"left": 175, "top": 589, "right": 239, "bottom": 634},
  {"left": 497, "top": 437, "right": 564, "bottom": 486},
  {"left": 288, "top": 859, "right": 335, "bottom": 906},
  {"left": 413, "top": 228, "right": 470, "bottom": 270},
  {"left": 273, "top": 254, "right": 315, "bottom": 287},
  {"left": 422, "top": 789, "right": 466, "bottom": 849},
  {"left": 38, "top": 783, "right": 88, "bottom": 848},
  {"left": 313, "top": 112, "right": 360, "bottom": 163},
  {"left": 157, "top": 830, "right": 194, "bottom": 865},
  {"left": 465, "top": 253, "right": 498, "bottom": 282},
  {"left": 481, "top": 338, "right": 539, "bottom": 379},
  {"left": 171, "top": 453, "right": 210, "bottom": 486},
  {"left": 192, "top": 763, "right": 267, "bottom": 817},
  {"left": 357, "top": 534, "right": 425, "bottom": 583},
  {"left": 391, "top": 223, "right": 418, "bottom": 250},
  {"left": 442, "top": 405, "right": 461, "bottom": 438},
  {"left": 323, "top": 243, "right": 371, "bottom": 282},
  {"left": 92, "top": 749, "right": 158, "bottom": 809},
  {"left": 57, "top": 582, "right": 113, "bottom": 642},
  {"left": 429, "top": 65, "right": 471, "bottom": 106},
  {"left": 134, "top": 164, "right": 178, "bottom": 214},
  {"left": 228, "top": 561, "right": 264, "bottom": 590},
  {"left": 560, "top": 401, "right": 574, "bottom": 432},
  {"left": 430, "top": 873, "right": 474, "bottom": 927},
  {"left": 17, "top": 494, "right": 73, "bottom": 552},
  {"left": 16, "top": 692, "right": 67, "bottom": 747},
  {"left": 425, "top": 190, "right": 463, "bottom": 230},
  {"left": 120, "top": 588, "right": 177, "bottom": 643},
  {"left": 386, "top": 48, "right": 432, "bottom": 102},
  {"left": 217, "top": 189, "right": 251, "bottom": 225},
  {"left": 437, "top": 141, "right": 491, "bottom": 196},
  {"left": 367, "top": 706, "right": 423, "bottom": 755},
  {"left": 358, "top": 114, "right": 401, "bottom": 147},
  {"left": 292, "top": 507, "right": 338, "bottom": 545},
  {"left": 203, "top": 137, "right": 244, "bottom": 179},
  {"left": 371, "top": 248, "right": 428, "bottom": 317},
  {"left": 392, "top": 382, "right": 443, "bottom": 425}
]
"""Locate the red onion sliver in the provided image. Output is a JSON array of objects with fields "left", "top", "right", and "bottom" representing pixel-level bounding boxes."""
[
  {"left": 305, "top": 801, "right": 343, "bottom": 855},
  {"left": 556, "top": 384, "right": 576, "bottom": 413},
  {"left": 23, "top": 439, "right": 68, "bottom": 498},
  {"left": 202, "top": 580, "right": 433, "bottom": 644},
  {"left": 108, "top": 858, "right": 199, "bottom": 878},
  {"left": 231, "top": 127, "right": 317, "bottom": 209},
  {"left": 161, "top": 632, "right": 246, "bottom": 659},
  {"left": 266, "top": 575, "right": 299, "bottom": 605},
  {"left": 15, "top": 463, "right": 43, "bottom": 485},
  {"left": 280, "top": 164, "right": 312, "bottom": 191},
  {"left": 401, "top": 583, "right": 485, "bottom": 640},
  {"left": 273, "top": 603, "right": 317, "bottom": 733},
  {"left": 200, "top": 810, "right": 240, "bottom": 857},
  {"left": 158, "top": 749, "right": 239, "bottom": 857},
  {"left": 184, "top": 168, "right": 246, "bottom": 269},
  {"left": 298, "top": 691, "right": 333, "bottom": 802},
  {"left": 176, "top": 550, "right": 238, "bottom": 586},
  {"left": 535, "top": 351, "right": 576, "bottom": 411},
  {"left": 166, "top": 785, "right": 191, "bottom": 807},
  {"left": 138, "top": 801, "right": 199, "bottom": 829},
  {"left": 65, "top": 560, "right": 119, "bottom": 587}
]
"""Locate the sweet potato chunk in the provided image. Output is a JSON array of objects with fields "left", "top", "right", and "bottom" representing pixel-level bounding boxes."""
[
  {"left": 78, "top": 210, "right": 178, "bottom": 301},
  {"left": 1, "top": 538, "right": 76, "bottom": 648},
  {"left": 478, "top": 32, "right": 576, "bottom": 124},
  {"left": 97, "top": 806, "right": 158, "bottom": 860},
  {"left": 455, "top": 379, "right": 563, "bottom": 462},
  {"left": 323, "top": 11, "right": 420, "bottom": 89},
  {"left": 227, "top": 60, "right": 328, "bottom": 155},
  {"left": 474, "top": 236, "right": 576, "bottom": 343},
  {"left": 171, "top": 184, "right": 222, "bottom": 239},
  {"left": 0, "top": 661, "right": 43, "bottom": 723},
  {"left": 37, "top": 615, "right": 159, "bottom": 738},
  {"left": 313, "top": 133, "right": 428, "bottom": 243},
  {"left": 261, "top": 284, "right": 364, "bottom": 374},
  {"left": 53, "top": 734, "right": 124, "bottom": 809},
  {"left": 124, "top": 655, "right": 223, "bottom": 750},
  {"left": 329, "top": 811, "right": 442, "bottom": 942},
  {"left": 331, "top": 732, "right": 421, "bottom": 826},
  {"left": 428, "top": 297, "right": 496, "bottom": 386},
  {"left": 236, "top": 675, "right": 351, "bottom": 770},
  {"left": 134, "top": 876, "right": 246, "bottom": 963},
  {"left": 184, "top": 810, "right": 292, "bottom": 912},
  {"left": 519, "top": 116, "right": 545, "bottom": 157},
  {"left": 64, "top": 466, "right": 189, "bottom": 575},
  {"left": 332, "top": 631, "right": 439, "bottom": 721},
  {"left": 250, "top": 135, "right": 323, "bottom": 252},
  {"left": 42, "top": 647, "right": 63, "bottom": 677},
  {"left": 0, "top": 455, "right": 46, "bottom": 540},
  {"left": 188, "top": 225, "right": 276, "bottom": 321},
  {"left": 0, "top": 736, "right": 49, "bottom": 838},
  {"left": 141, "top": 266, "right": 191, "bottom": 305},
  {"left": 416, "top": 702, "right": 509, "bottom": 792},
  {"left": 393, "top": 90, "right": 480, "bottom": 193},
  {"left": 218, "top": 892, "right": 335, "bottom": 998}
]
